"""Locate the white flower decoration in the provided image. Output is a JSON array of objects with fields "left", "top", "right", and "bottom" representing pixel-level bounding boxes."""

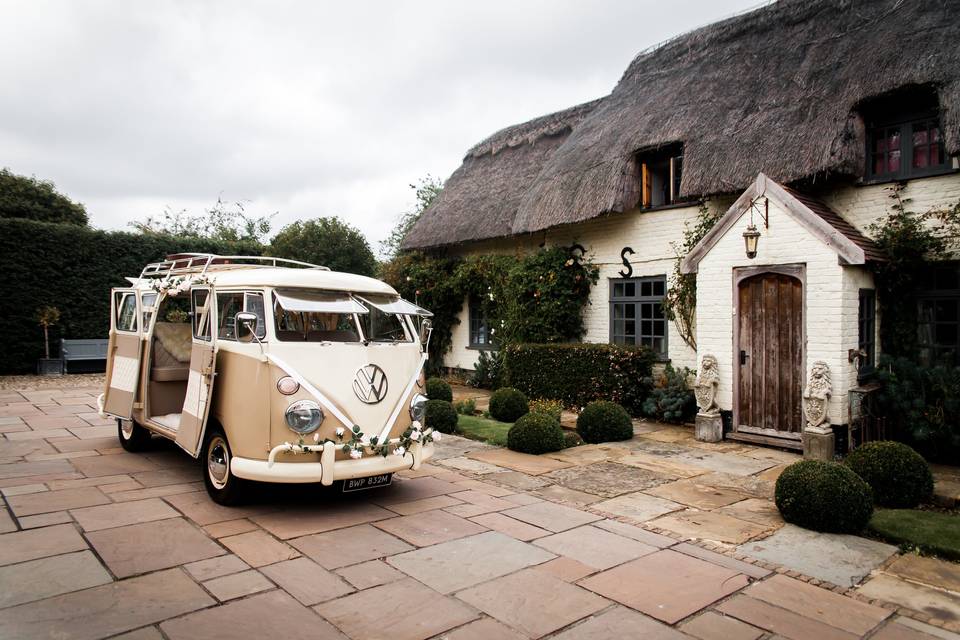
[
  {"left": 432, "top": 431, "right": 441, "bottom": 441},
  {"left": 313, "top": 433, "right": 321, "bottom": 442},
  {"left": 411, "top": 420, "right": 422, "bottom": 430},
  {"left": 349, "top": 448, "right": 362, "bottom": 459},
  {"left": 409, "top": 430, "right": 420, "bottom": 441},
  {"left": 335, "top": 427, "right": 345, "bottom": 438},
  {"left": 394, "top": 446, "right": 406, "bottom": 456}
]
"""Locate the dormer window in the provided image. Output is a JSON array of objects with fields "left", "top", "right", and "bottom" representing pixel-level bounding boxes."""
[
  {"left": 864, "top": 86, "right": 954, "bottom": 181},
  {"left": 639, "top": 145, "right": 684, "bottom": 208}
]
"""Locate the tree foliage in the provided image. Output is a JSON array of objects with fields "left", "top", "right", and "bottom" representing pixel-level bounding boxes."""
[
  {"left": 130, "top": 197, "right": 272, "bottom": 253},
  {"left": 0, "top": 168, "right": 88, "bottom": 226},
  {"left": 268, "top": 216, "right": 378, "bottom": 276},
  {"left": 379, "top": 175, "right": 443, "bottom": 259}
]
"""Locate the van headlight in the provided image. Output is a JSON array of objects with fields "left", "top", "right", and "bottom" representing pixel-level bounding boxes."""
[
  {"left": 409, "top": 393, "right": 428, "bottom": 422},
  {"left": 285, "top": 400, "right": 324, "bottom": 434}
]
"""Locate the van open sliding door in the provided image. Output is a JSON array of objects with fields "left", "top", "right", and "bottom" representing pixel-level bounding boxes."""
[
  {"left": 103, "top": 289, "right": 143, "bottom": 420},
  {"left": 175, "top": 287, "right": 217, "bottom": 457}
]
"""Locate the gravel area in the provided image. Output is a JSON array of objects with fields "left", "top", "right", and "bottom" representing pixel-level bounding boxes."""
[{"left": 0, "top": 373, "right": 105, "bottom": 390}]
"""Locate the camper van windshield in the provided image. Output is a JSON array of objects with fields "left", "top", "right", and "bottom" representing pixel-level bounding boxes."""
[{"left": 272, "top": 290, "right": 411, "bottom": 343}]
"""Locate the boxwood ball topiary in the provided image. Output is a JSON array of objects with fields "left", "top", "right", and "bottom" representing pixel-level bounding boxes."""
[
  {"left": 425, "top": 377, "right": 453, "bottom": 402},
  {"left": 845, "top": 441, "right": 934, "bottom": 508},
  {"left": 507, "top": 412, "right": 565, "bottom": 454},
  {"left": 425, "top": 399, "right": 458, "bottom": 433},
  {"left": 576, "top": 400, "right": 633, "bottom": 443},
  {"left": 775, "top": 460, "right": 873, "bottom": 533},
  {"left": 489, "top": 387, "right": 529, "bottom": 422}
]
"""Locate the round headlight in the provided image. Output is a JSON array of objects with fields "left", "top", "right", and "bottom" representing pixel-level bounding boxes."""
[
  {"left": 409, "top": 393, "right": 428, "bottom": 423},
  {"left": 285, "top": 400, "right": 324, "bottom": 434},
  {"left": 277, "top": 376, "right": 300, "bottom": 395}
]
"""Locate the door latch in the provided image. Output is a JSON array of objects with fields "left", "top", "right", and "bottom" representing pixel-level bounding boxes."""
[{"left": 740, "top": 350, "right": 749, "bottom": 365}]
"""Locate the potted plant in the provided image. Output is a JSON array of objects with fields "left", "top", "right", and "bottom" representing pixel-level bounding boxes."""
[{"left": 36, "top": 306, "right": 63, "bottom": 375}]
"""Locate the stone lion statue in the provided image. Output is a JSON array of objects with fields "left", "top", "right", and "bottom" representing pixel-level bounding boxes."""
[
  {"left": 802, "top": 360, "right": 832, "bottom": 428},
  {"left": 694, "top": 354, "right": 720, "bottom": 415}
]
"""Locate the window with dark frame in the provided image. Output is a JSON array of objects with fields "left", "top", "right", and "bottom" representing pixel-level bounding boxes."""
[
  {"left": 468, "top": 296, "right": 492, "bottom": 349},
  {"left": 917, "top": 263, "right": 960, "bottom": 367},
  {"left": 864, "top": 88, "right": 954, "bottom": 182},
  {"left": 610, "top": 276, "right": 667, "bottom": 358},
  {"left": 858, "top": 289, "right": 876, "bottom": 378},
  {"left": 638, "top": 145, "right": 685, "bottom": 209}
]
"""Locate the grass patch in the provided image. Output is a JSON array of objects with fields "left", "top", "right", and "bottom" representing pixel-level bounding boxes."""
[
  {"left": 456, "top": 414, "right": 512, "bottom": 447},
  {"left": 867, "top": 508, "right": 960, "bottom": 561}
]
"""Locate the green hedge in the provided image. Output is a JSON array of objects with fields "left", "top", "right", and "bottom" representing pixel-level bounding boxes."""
[
  {"left": 0, "top": 218, "right": 258, "bottom": 374},
  {"left": 503, "top": 343, "right": 655, "bottom": 415}
]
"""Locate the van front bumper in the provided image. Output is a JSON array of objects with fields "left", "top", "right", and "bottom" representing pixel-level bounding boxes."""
[{"left": 230, "top": 441, "right": 435, "bottom": 485}]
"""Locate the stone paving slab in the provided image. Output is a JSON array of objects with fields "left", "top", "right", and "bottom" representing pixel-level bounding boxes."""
[
  {"left": 220, "top": 529, "right": 300, "bottom": 567},
  {"left": 858, "top": 574, "right": 960, "bottom": 623},
  {"left": 887, "top": 554, "right": 960, "bottom": 594},
  {"left": 6, "top": 485, "right": 110, "bottom": 516},
  {"left": 388, "top": 531, "right": 555, "bottom": 594},
  {"left": 469, "top": 448, "right": 573, "bottom": 475},
  {"left": 679, "top": 610, "right": 765, "bottom": 640},
  {"left": 543, "top": 461, "right": 674, "bottom": 498},
  {"left": 552, "top": 605, "right": 690, "bottom": 640},
  {"left": 0, "top": 522, "right": 88, "bottom": 566},
  {"left": 260, "top": 557, "right": 355, "bottom": 605},
  {"left": 532, "top": 524, "right": 659, "bottom": 570},
  {"left": 500, "top": 500, "right": 601, "bottom": 532},
  {"left": 70, "top": 496, "right": 179, "bottom": 531},
  {"left": 442, "top": 617, "right": 527, "bottom": 640},
  {"left": 290, "top": 523, "right": 413, "bottom": 569},
  {"left": 456, "top": 568, "right": 610, "bottom": 639},
  {"left": 334, "top": 559, "right": 405, "bottom": 591},
  {"left": 579, "top": 549, "right": 750, "bottom": 624},
  {"left": 0, "top": 550, "right": 112, "bottom": 608},
  {"left": 373, "top": 507, "right": 487, "bottom": 547},
  {"left": 646, "top": 477, "right": 751, "bottom": 509},
  {"left": 203, "top": 569, "right": 274, "bottom": 601},
  {"left": 88, "top": 517, "right": 226, "bottom": 577},
  {"left": 717, "top": 595, "right": 860, "bottom": 640},
  {"left": 651, "top": 508, "right": 771, "bottom": 544},
  {"left": 252, "top": 502, "right": 395, "bottom": 539},
  {"left": 0, "top": 568, "right": 213, "bottom": 640},
  {"left": 592, "top": 491, "right": 683, "bottom": 522},
  {"left": 737, "top": 524, "right": 897, "bottom": 587}
]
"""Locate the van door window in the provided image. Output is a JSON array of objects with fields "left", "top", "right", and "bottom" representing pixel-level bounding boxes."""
[
  {"left": 141, "top": 292, "right": 158, "bottom": 330},
  {"left": 217, "top": 292, "right": 266, "bottom": 340},
  {"left": 116, "top": 293, "right": 138, "bottom": 333},
  {"left": 192, "top": 290, "right": 211, "bottom": 341}
]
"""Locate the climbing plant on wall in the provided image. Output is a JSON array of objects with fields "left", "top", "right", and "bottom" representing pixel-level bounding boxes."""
[{"left": 663, "top": 202, "right": 721, "bottom": 350}]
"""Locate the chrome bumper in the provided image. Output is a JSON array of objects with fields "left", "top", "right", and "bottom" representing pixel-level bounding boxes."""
[{"left": 230, "top": 441, "right": 434, "bottom": 485}]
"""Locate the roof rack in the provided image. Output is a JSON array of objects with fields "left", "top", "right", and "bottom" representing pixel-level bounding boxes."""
[{"left": 139, "top": 253, "right": 330, "bottom": 279}]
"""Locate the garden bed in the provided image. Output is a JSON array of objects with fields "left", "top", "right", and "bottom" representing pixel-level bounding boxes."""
[{"left": 456, "top": 414, "right": 513, "bottom": 447}]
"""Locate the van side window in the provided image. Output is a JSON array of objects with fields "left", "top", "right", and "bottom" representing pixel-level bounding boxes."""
[
  {"left": 141, "top": 292, "right": 158, "bottom": 330},
  {"left": 116, "top": 293, "right": 138, "bottom": 333},
  {"left": 192, "top": 289, "right": 211, "bottom": 341},
  {"left": 217, "top": 292, "right": 266, "bottom": 340}
]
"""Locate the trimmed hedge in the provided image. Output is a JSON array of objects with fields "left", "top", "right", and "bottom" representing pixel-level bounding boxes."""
[
  {"left": 507, "top": 412, "right": 565, "bottom": 454},
  {"left": 529, "top": 398, "right": 564, "bottom": 422},
  {"left": 775, "top": 460, "right": 874, "bottom": 533},
  {"left": 576, "top": 400, "right": 633, "bottom": 444},
  {"left": 425, "top": 377, "right": 453, "bottom": 402},
  {"left": 489, "top": 387, "right": 529, "bottom": 423},
  {"left": 845, "top": 441, "right": 933, "bottom": 508},
  {"left": 425, "top": 399, "right": 458, "bottom": 433},
  {"left": 0, "top": 218, "right": 260, "bottom": 374},
  {"left": 503, "top": 343, "right": 655, "bottom": 415}
]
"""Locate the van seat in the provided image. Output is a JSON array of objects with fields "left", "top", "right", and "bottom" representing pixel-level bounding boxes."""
[{"left": 152, "top": 322, "right": 191, "bottom": 381}]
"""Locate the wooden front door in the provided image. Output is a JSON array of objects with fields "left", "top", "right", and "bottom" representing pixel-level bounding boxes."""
[{"left": 736, "top": 270, "right": 803, "bottom": 440}]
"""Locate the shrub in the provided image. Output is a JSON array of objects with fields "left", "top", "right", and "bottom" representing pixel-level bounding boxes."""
[
  {"left": 576, "top": 401, "right": 633, "bottom": 444},
  {"left": 642, "top": 365, "right": 697, "bottom": 424},
  {"left": 425, "top": 400, "right": 458, "bottom": 433},
  {"left": 507, "top": 412, "right": 565, "bottom": 454},
  {"left": 489, "top": 387, "right": 529, "bottom": 423},
  {"left": 454, "top": 398, "right": 476, "bottom": 415},
  {"left": 845, "top": 441, "right": 933, "bottom": 508},
  {"left": 563, "top": 430, "right": 584, "bottom": 448},
  {"left": 529, "top": 398, "right": 564, "bottom": 422},
  {"left": 425, "top": 377, "right": 453, "bottom": 402},
  {"left": 503, "top": 343, "right": 655, "bottom": 415},
  {"left": 470, "top": 350, "right": 505, "bottom": 389},
  {"left": 775, "top": 460, "right": 873, "bottom": 533}
]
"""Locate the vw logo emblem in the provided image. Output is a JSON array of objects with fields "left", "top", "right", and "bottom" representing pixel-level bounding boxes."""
[{"left": 353, "top": 364, "right": 388, "bottom": 404}]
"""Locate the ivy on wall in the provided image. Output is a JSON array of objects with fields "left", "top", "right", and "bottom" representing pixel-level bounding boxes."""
[
  {"left": 381, "top": 246, "right": 599, "bottom": 372},
  {"left": 663, "top": 202, "right": 720, "bottom": 350}
]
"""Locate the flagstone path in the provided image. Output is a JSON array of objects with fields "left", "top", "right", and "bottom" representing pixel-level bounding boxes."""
[{"left": 0, "top": 383, "right": 958, "bottom": 639}]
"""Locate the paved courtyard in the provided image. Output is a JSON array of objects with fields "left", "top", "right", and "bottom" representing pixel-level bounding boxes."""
[{"left": 1, "top": 383, "right": 959, "bottom": 639}]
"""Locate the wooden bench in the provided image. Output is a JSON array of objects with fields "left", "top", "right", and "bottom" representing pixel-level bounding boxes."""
[{"left": 60, "top": 339, "right": 109, "bottom": 373}]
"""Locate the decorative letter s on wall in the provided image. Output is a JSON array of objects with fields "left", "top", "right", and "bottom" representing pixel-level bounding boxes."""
[{"left": 619, "top": 247, "right": 635, "bottom": 278}]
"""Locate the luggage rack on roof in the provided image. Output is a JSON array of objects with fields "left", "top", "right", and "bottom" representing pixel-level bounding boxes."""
[{"left": 139, "top": 253, "right": 330, "bottom": 279}]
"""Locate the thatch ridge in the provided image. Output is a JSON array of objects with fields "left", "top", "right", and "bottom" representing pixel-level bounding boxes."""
[{"left": 405, "top": 0, "right": 960, "bottom": 248}]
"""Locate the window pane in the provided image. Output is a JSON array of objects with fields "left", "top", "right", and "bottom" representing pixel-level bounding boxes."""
[
  {"left": 624, "top": 320, "right": 635, "bottom": 336},
  {"left": 652, "top": 303, "right": 664, "bottom": 319},
  {"left": 652, "top": 338, "right": 665, "bottom": 355},
  {"left": 936, "top": 300, "right": 958, "bottom": 322},
  {"left": 873, "top": 153, "right": 886, "bottom": 175},
  {"left": 192, "top": 290, "right": 211, "bottom": 340},
  {"left": 888, "top": 130, "right": 900, "bottom": 150},
  {"left": 888, "top": 149, "right": 901, "bottom": 173},
  {"left": 653, "top": 320, "right": 665, "bottom": 336},
  {"left": 914, "top": 144, "right": 929, "bottom": 169},
  {"left": 641, "top": 282, "right": 651, "bottom": 297},
  {"left": 613, "top": 283, "right": 624, "bottom": 298},
  {"left": 625, "top": 282, "right": 635, "bottom": 298},
  {"left": 936, "top": 324, "right": 957, "bottom": 345},
  {"left": 653, "top": 280, "right": 665, "bottom": 296},
  {"left": 117, "top": 294, "right": 138, "bottom": 332},
  {"left": 913, "top": 129, "right": 928, "bottom": 146},
  {"left": 217, "top": 293, "right": 245, "bottom": 339},
  {"left": 624, "top": 305, "right": 636, "bottom": 319},
  {"left": 641, "top": 320, "right": 652, "bottom": 336},
  {"left": 245, "top": 293, "right": 266, "bottom": 338}
]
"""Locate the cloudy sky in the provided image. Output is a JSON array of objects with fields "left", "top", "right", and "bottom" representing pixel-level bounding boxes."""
[{"left": 1, "top": 0, "right": 760, "bottom": 254}]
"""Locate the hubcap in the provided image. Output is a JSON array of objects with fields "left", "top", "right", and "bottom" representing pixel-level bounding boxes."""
[
  {"left": 120, "top": 420, "right": 134, "bottom": 440},
  {"left": 207, "top": 436, "right": 230, "bottom": 490}
]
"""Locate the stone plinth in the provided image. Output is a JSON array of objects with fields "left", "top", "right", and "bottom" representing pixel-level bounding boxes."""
[
  {"left": 694, "top": 413, "right": 723, "bottom": 443},
  {"left": 802, "top": 426, "right": 835, "bottom": 461}
]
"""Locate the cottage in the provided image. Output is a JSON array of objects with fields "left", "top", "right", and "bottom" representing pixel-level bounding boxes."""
[{"left": 402, "top": 0, "right": 960, "bottom": 458}]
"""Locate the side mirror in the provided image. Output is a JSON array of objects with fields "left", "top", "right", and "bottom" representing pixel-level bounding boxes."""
[
  {"left": 235, "top": 312, "right": 259, "bottom": 343},
  {"left": 418, "top": 319, "right": 433, "bottom": 352}
]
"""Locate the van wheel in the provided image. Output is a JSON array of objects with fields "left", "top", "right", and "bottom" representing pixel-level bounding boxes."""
[
  {"left": 203, "top": 428, "right": 246, "bottom": 506},
  {"left": 117, "top": 419, "right": 151, "bottom": 452}
]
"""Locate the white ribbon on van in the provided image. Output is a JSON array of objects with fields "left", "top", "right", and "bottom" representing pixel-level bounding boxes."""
[{"left": 264, "top": 353, "right": 355, "bottom": 428}]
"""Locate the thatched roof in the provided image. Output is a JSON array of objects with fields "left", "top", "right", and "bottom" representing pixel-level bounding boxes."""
[
  {"left": 404, "top": 0, "right": 960, "bottom": 249},
  {"left": 402, "top": 100, "right": 601, "bottom": 249}
]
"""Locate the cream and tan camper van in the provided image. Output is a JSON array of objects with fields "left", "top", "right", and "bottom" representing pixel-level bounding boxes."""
[{"left": 98, "top": 253, "right": 436, "bottom": 504}]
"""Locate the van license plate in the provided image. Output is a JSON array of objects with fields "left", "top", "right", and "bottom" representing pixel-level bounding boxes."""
[{"left": 343, "top": 474, "right": 393, "bottom": 492}]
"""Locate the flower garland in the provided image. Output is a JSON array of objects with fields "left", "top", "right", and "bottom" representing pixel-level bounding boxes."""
[
  {"left": 287, "top": 421, "right": 438, "bottom": 460},
  {"left": 150, "top": 274, "right": 209, "bottom": 296}
]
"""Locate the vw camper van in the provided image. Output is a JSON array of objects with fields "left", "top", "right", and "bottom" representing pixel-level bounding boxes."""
[{"left": 98, "top": 253, "right": 436, "bottom": 504}]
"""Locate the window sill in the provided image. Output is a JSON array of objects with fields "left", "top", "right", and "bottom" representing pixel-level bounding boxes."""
[
  {"left": 639, "top": 200, "right": 701, "bottom": 213},
  {"left": 467, "top": 345, "right": 497, "bottom": 352},
  {"left": 859, "top": 166, "right": 958, "bottom": 186}
]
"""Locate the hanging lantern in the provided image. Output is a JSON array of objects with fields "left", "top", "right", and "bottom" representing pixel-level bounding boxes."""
[{"left": 743, "top": 224, "right": 760, "bottom": 259}]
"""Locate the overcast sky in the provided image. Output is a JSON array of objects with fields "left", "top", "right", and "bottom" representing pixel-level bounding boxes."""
[{"left": 1, "top": 0, "right": 760, "bottom": 255}]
